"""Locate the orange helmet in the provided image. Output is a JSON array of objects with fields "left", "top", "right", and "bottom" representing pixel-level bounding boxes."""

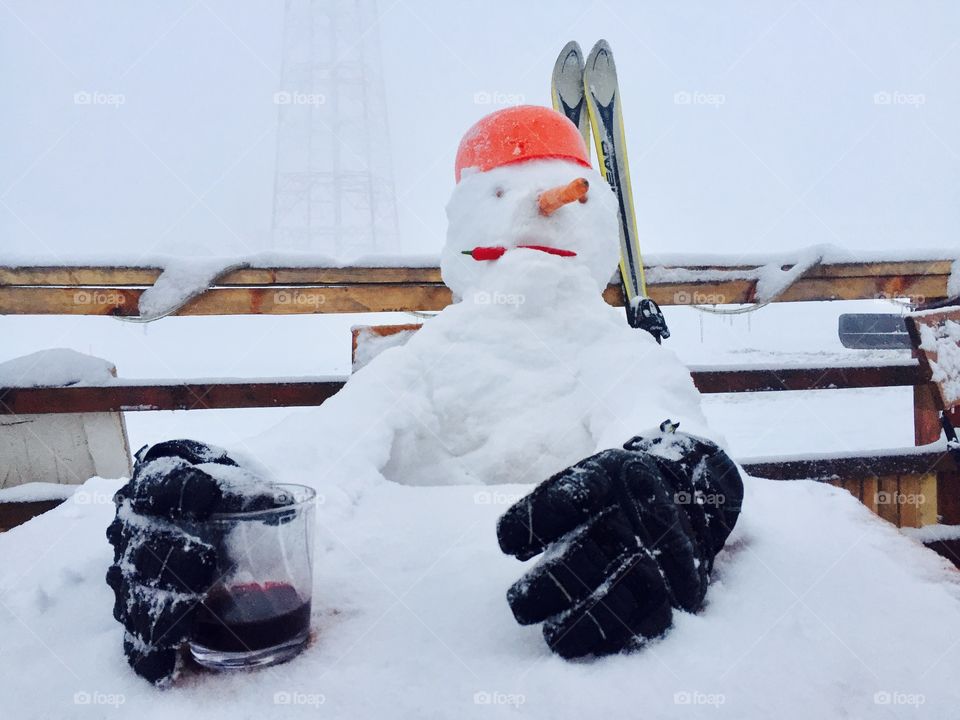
[{"left": 454, "top": 105, "right": 591, "bottom": 182}]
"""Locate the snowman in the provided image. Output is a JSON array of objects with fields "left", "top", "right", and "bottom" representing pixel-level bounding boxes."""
[{"left": 106, "top": 106, "right": 743, "bottom": 683}]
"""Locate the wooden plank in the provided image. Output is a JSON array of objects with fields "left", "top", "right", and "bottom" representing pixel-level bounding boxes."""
[
  {"left": 808, "top": 260, "right": 955, "bottom": 279},
  {"left": 875, "top": 475, "right": 901, "bottom": 525},
  {"left": 0, "top": 285, "right": 454, "bottom": 316},
  {"left": 938, "top": 467, "right": 960, "bottom": 525},
  {"left": 918, "top": 473, "right": 939, "bottom": 526},
  {"left": 923, "top": 537, "right": 960, "bottom": 568},
  {"left": 741, "top": 449, "right": 957, "bottom": 481},
  {"left": 689, "top": 362, "right": 926, "bottom": 393},
  {"left": 0, "top": 361, "right": 930, "bottom": 415},
  {"left": 0, "top": 276, "right": 948, "bottom": 316},
  {"left": 829, "top": 478, "right": 860, "bottom": 502},
  {"left": 913, "top": 382, "right": 943, "bottom": 445},
  {"left": 846, "top": 478, "right": 863, "bottom": 503},
  {"left": 0, "top": 381, "right": 345, "bottom": 414},
  {"left": 1, "top": 259, "right": 952, "bottom": 288},
  {"left": 618, "top": 276, "right": 950, "bottom": 307},
  {"left": 0, "top": 500, "right": 64, "bottom": 532},
  {"left": 861, "top": 476, "right": 879, "bottom": 515},
  {"left": 0, "top": 266, "right": 952, "bottom": 316},
  {"left": 0, "top": 265, "right": 444, "bottom": 286},
  {"left": 897, "top": 475, "right": 923, "bottom": 527}
]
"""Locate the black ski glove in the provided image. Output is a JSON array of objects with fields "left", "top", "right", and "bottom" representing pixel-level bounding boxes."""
[
  {"left": 106, "top": 439, "right": 290, "bottom": 685},
  {"left": 496, "top": 425, "right": 742, "bottom": 659}
]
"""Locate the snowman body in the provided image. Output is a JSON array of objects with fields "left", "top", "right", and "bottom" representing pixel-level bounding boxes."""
[
  {"left": 253, "top": 158, "right": 711, "bottom": 491},
  {"left": 385, "top": 159, "right": 708, "bottom": 485}
]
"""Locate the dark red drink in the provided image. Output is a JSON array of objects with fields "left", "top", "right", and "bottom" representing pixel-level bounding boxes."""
[{"left": 192, "top": 582, "right": 311, "bottom": 653}]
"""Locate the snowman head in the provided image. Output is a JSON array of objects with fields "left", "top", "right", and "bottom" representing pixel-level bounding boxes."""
[{"left": 441, "top": 106, "right": 620, "bottom": 300}]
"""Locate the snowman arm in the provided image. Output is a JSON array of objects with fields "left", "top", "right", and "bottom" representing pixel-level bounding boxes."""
[
  {"left": 497, "top": 432, "right": 743, "bottom": 659},
  {"left": 576, "top": 331, "right": 715, "bottom": 455},
  {"left": 106, "top": 440, "right": 294, "bottom": 685}
]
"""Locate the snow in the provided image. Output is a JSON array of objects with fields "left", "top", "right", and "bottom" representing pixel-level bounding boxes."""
[
  {"left": 917, "top": 318, "right": 960, "bottom": 407},
  {"left": 2, "top": 474, "right": 960, "bottom": 718},
  {"left": 646, "top": 245, "right": 960, "bottom": 305},
  {"left": 0, "top": 250, "right": 441, "bottom": 271},
  {"left": 738, "top": 438, "right": 948, "bottom": 468},
  {"left": 0, "top": 482, "right": 78, "bottom": 503},
  {"left": 753, "top": 245, "right": 825, "bottom": 304},
  {"left": 351, "top": 326, "right": 421, "bottom": 372},
  {"left": 136, "top": 258, "right": 248, "bottom": 322},
  {"left": 902, "top": 524, "right": 960, "bottom": 544},
  {"left": 0, "top": 349, "right": 116, "bottom": 388},
  {"left": 646, "top": 246, "right": 959, "bottom": 268},
  {"left": 688, "top": 356, "right": 918, "bottom": 373}
]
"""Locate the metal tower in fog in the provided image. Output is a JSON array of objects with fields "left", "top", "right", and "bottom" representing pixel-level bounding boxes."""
[{"left": 271, "top": 0, "right": 399, "bottom": 256}]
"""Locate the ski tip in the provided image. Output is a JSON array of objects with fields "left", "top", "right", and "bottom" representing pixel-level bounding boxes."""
[
  {"left": 553, "top": 40, "right": 584, "bottom": 77},
  {"left": 559, "top": 40, "right": 583, "bottom": 58},
  {"left": 586, "top": 39, "right": 614, "bottom": 70},
  {"left": 589, "top": 39, "right": 611, "bottom": 53}
]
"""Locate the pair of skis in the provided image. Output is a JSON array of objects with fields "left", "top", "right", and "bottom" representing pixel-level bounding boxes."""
[{"left": 551, "top": 40, "right": 669, "bottom": 343}]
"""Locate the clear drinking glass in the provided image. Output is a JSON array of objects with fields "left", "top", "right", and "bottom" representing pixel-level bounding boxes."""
[{"left": 188, "top": 483, "right": 316, "bottom": 670}]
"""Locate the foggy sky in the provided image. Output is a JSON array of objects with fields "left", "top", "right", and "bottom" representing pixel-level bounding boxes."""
[{"left": 3, "top": 0, "right": 959, "bottom": 264}]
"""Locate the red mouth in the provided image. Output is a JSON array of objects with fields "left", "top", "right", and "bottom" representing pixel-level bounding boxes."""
[{"left": 461, "top": 245, "right": 577, "bottom": 261}]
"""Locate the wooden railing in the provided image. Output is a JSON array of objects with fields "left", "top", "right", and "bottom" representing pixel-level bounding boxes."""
[{"left": 0, "top": 259, "right": 953, "bottom": 315}]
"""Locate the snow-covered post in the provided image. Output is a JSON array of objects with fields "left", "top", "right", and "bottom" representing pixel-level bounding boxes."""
[
  {"left": 912, "top": 357, "right": 943, "bottom": 445},
  {"left": 907, "top": 308, "right": 960, "bottom": 524}
]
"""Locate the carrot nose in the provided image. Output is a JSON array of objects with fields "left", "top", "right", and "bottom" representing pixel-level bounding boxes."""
[{"left": 538, "top": 178, "right": 589, "bottom": 215}]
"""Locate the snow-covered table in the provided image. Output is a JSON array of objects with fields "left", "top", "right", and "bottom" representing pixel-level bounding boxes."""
[{"left": 2, "top": 475, "right": 959, "bottom": 718}]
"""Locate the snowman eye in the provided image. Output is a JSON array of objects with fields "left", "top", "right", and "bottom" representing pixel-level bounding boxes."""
[{"left": 494, "top": 188, "right": 505, "bottom": 198}]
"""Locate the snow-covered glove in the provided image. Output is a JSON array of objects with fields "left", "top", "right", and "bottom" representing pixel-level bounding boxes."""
[
  {"left": 106, "top": 439, "right": 290, "bottom": 685},
  {"left": 496, "top": 426, "right": 743, "bottom": 659}
]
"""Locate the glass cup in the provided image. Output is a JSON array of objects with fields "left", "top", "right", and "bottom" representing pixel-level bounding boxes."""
[{"left": 188, "top": 483, "right": 316, "bottom": 670}]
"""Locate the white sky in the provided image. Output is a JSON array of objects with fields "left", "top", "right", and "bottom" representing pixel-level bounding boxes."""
[{"left": 3, "top": 0, "right": 959, "bottom": 262}]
